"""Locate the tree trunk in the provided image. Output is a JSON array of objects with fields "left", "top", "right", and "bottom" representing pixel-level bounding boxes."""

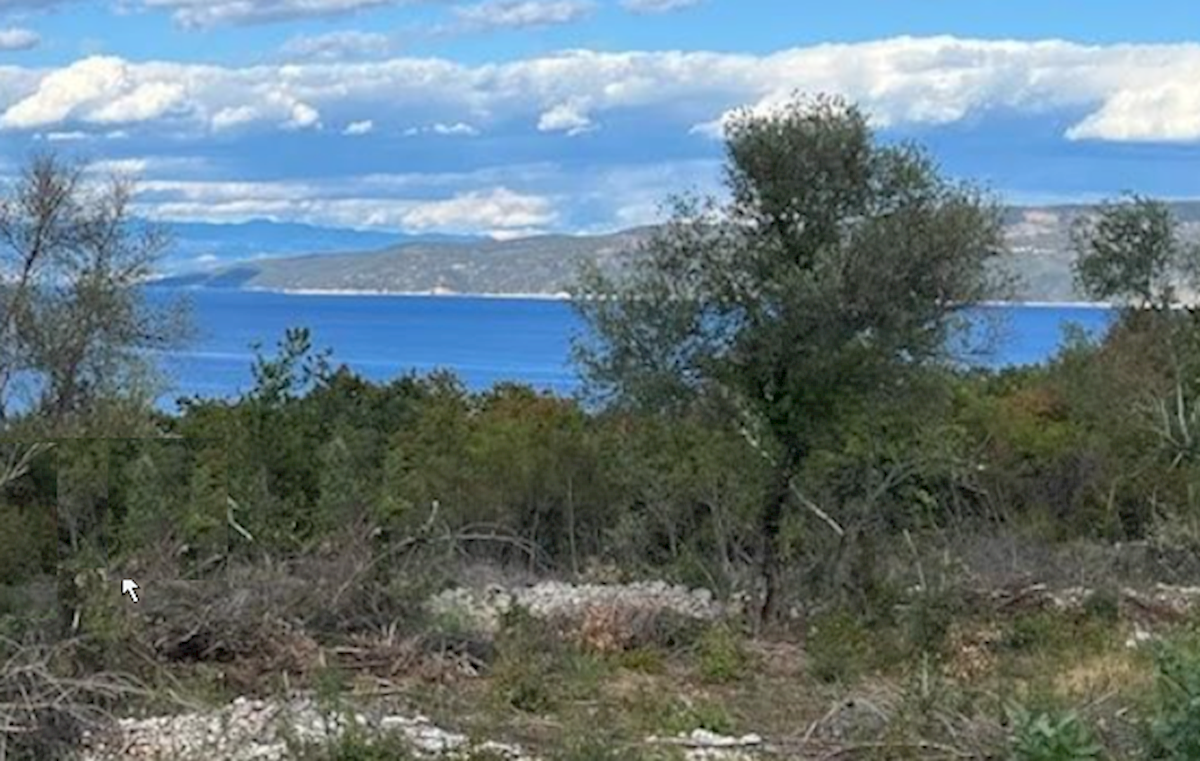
[
  {"left": 566, "top": 474, "right": 579, "bottom": 577},
  {"left": 759, "top": 452, "right": 800, "bottom": 625}
]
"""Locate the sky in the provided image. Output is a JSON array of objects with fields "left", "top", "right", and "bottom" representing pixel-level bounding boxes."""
[{"left": 2, "top": 1, "right": 1200, "bottom": 237}]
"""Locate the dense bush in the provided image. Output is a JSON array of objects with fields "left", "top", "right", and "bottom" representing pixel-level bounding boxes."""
[{"left": 9, "top": 305, "right": 1200, "bottom": 613}]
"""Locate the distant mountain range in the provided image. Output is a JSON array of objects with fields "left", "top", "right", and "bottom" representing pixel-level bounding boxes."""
[
  {"left": 160, "top": 219, "right": 480, "bottom": 273},
  {"left": 153, "top": 204, "right": 1200, "bottom": 302},
  {"left": 154, "top": 226, "right": 648, "bottom": 296}
]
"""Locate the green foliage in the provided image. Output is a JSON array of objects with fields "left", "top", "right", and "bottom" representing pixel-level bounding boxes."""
[
  {"left": 249, "top": 327, "right": 332, "bottom": 407},
  {"left": 1072, "top": 194, "right": 1196, "bottom": 308},
  {"left": 807, "top": 609, "right": 875, "bottom": 684},
  {"left": 899, "top": 588, "right": 958, "bottom": 661},
  {"left": 1002, "top": 613, "right": 1062, "bottom": 654},
  {"left": 490, "top": 607, "right": 608, "bottom": 714},
  {"left": 573, "top": 94, "right": 1007, "bottom": 622},
  {"left": 1082, "top": 588, "right": 1121, "bottom": 625},
  {"left": 1147, "top": 638, "right": 1200, "bottom": 759},
  {"left": 0, "top": 154, "right": 192, "bottom": 424},
  {"left": 657, "top": 697, "right": 735, "bottom": 736},
  {"left": 575, "top": 95, "right": 1006, "bottom": 427},
  {"left": 694, "top": 622, "right": 748, "bottom": 684},
  {"left": 616, "top": 646, "right": 666, "bottom": 674},
  {"left": 0, "top": 499, "right": 55, "bottom": 583},
  {"left": 1008, "top": 707, "right": 1103, "bottom": 761}
]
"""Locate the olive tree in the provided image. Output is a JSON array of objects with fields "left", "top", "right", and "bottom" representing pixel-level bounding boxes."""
[
  {"left": 572, "top": 96, "right": 1008, "bottom": 621},
  {"left": 1071, "top": 194, "right": 1198, "bottom": 309},
  {"left": 0, "top": 153, "right": 189, "bottom": 426}
]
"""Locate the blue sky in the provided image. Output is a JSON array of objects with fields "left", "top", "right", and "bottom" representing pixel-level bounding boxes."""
[{"left": 2, "top": 0, "right": 1200, "bottom": 237}]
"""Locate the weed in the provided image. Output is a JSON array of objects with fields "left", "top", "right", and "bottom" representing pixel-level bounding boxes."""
[
  {"left": 1009, "top": 707, "right": 1103, "bottom": 761},
  {"left": 617, "top": 646, "right": 667, "bottom": 674},
  {"left": 658, "top": 697, "right": 735, "bottom": 736},
  {"left": 1082, "top": 589, "right": 1120, "bottom": 625},
  {"left": 1147, "top": 637, "right": 1200, "bottom": 759},
  {"left": 694, "top": 623, "right": 748, "bottom": 684},
  {"left": 899, "top": 589, "right": 958, "bottom": 660},
  {"left": 489, "top": 606, "right": 609, "bottom": 714},
  {"left": 1002, "top": 612, "right": 1060, "bottom": 654},
  {"left": 807, "top": 610, "right": 874, "bottom": 684}
]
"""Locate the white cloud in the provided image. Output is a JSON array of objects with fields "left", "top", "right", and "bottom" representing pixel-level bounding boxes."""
[
  {"left": 91, "top": 156, "right": 208, "bottom": 176},
  {"left": 0, "top": 28, "right": 39, "bottom": 52},
  {"left": 280, "top": 30, "right": 393, "bottom": 61},
  {"left": 134, "top": 179, "right": 557, "bottom": 234},
  {"left": 432, "top": 121, "right": 479, "bottom": 136},
  {"left": 92, "top": 158, "right": 150, "bottom": 174},
  {"left": 286, "top": 101, "right": 321, "bottom": 129},
  {"left": 404, "top": 121, "right": 480, "bottom": 136},
  {"left": 211, "top": 105, "right": 259, "bottom": 131},
  {"left": 0, "top": 57, "right": 186, "bottom": 129},
  {"left": 453, "top": 0, "right": 594, "bottom": 31},
  {"left": 41, "top": 130, "right": 88, "bottom": 141},
  {"left": 6, "top": 38, "right": 1200, "bottom": 143},
  {"left": 537, "top": 100, "right": 593, "bottom": 135},
  {"left": 0, "top": 56, "right": 323, "bottom": 133},
  {"left": 343, "top": 119, "right": 374, "bottom": 135},
  {"left": 90, "top": 81, "right": 186, "bottom": 123},
  {"left": 620, "top": 0, "right": 701, "bottom": 14},
  {"left": 488, "top": 227, "right": 546, "bottom": 240},
  {"left": 1066, "top": 84, "right": 1200, "bottom": 142},
  {"left": 399, "top": 187, "right": 557, "bottom": 230},
  {"left": 138, "top": 0, "right": 401, "bottom": 29}
]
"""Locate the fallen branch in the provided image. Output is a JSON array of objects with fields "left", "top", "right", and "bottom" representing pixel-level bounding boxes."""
[{"left": 0, "top": 636, "right": 147, "bottom": 760}]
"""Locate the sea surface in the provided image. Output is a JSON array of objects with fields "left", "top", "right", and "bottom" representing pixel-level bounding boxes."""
[{"left": 149, "top": 289, "right": 1117, "bottom": 406}]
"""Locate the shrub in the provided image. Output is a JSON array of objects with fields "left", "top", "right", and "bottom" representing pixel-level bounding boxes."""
[
  {"left": 1009, "top": 707, "right": 1103, "bottom": 761},
  {"left": 489, "top": 607, "right": 608, "bottom": 714},
  {"left": 807, "top": 610, "right": 874, "bottom": 684},
  {"left": 1002, "top": 612, "right": 1066, "bottom": 654},
  {"left": 1082, "top": 588, "right": 1121, "bottom": 625},
  {"left": 1147, "top": 639, "right": 1200, "bottom": 759},
  {"left": 694, "top": 623, "right": 748, "bottom": 684}
]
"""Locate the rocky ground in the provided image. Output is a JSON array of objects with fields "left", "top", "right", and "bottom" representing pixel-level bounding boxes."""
[
  {"left": 81, "top": 696, "right": 529, "bottom": 760},
  {"left": 426, "top": 579, "right": 726, "bottom": 635},
  {"left": 82, "top": 694, "right": 768, "bottom": 761},
  {"left": 71, "top": 577, "right": 1200, "bottom": 760},
  {"left": 80, "top": 580, "right": 762, "bottom": 760}
]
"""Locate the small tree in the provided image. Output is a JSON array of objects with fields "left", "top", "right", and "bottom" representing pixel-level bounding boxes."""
[
  {"left": 1071, "top": 194, "right": 1197, "bottom": 309},
  {"left": 573, "top": 95, "right": 1007, "bottom": 621},
  {"left": 0, "top": 153, "right": 190, "bottom": 426}
]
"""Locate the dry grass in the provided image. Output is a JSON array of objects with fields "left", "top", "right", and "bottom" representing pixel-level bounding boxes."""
[
  {"left": 0, "top": 637, "right": 147, "bottom": 760},
  {"left": 10, "top": 541, "right": 1189, "bottom": 761},
  {"left": 1054, "top": 648, "right": 1152, "bottom": 699}
]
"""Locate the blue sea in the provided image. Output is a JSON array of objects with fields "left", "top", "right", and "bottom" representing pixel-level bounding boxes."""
[{"left": 150, "top": 290, "right": 1117, "bottom": 405}]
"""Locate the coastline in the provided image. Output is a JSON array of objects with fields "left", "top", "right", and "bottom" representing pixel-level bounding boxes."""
[
  {"left": 249, "top": 286, "right": 574, "bottom": 300},
  {"left": 249, "top": 287, "right": 1113, "bottom": 308}
]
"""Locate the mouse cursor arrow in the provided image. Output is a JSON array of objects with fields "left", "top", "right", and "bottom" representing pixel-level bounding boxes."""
[{"left": 121, "top": 579, "right": 139, "bottom": 603}]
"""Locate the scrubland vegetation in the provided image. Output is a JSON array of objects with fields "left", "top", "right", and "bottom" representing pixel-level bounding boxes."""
[{"left": 7, "top": 97, "right": 1200, "bottom": 759}]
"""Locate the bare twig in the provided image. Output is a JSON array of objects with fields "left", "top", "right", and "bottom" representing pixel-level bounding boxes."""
[{"left": 0, "top": 636, "right": 148, "bottom": 759}]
